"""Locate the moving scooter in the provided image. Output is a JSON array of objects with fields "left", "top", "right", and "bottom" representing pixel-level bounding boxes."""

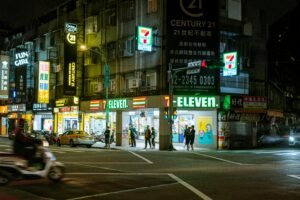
[{"left": 0, "top": 140, "right": 65, "bottom": 185}]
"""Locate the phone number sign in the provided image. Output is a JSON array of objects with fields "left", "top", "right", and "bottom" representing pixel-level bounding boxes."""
[{"left": 173, "top": 68, "right": 220, "bottom": 94}]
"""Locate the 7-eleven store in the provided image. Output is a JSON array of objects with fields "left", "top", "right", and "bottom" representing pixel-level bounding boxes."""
[{"left": 80, "top": 95, "right": 219, "bottom": 150}]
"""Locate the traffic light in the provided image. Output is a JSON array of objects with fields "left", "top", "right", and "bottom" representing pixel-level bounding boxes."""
[
  {"left": 172, "top": 107, "right": 177, "bottom": 120},
  {"left": 205, "top": 60, "right": 225, "bottom": 69},
  {"left": 163, "top": 107, "right": 169, "bottom": 119}
]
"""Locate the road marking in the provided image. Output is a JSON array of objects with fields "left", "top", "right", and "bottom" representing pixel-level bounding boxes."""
[
  {"left": 66, "top": 182, "right": 178, "bottom": 200},
  {"left": 127, "top": 150, "right": 153, "bottom": 164},
  {"left": 71, "top": 163, "right": 128, "bottom": 173},
  {"left": 288, "top": 175, "right": 300, "bottom": 180},
  {"left": 192, "top": 152, "right": 254, "bottom": 166},
  {"left": 66, "top": 172, "right": 212, "bottom": 200},
  {"left": 168, "top": 173, "right": 213, "bottom": 200},
  {"left": 64, "top": 161, "right": 150, "bottom": 165}
]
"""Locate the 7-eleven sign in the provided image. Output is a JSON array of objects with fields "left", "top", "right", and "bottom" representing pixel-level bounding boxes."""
[
  {"left": 223, "top": 52, "right": 238, "bottom": 76},
  {"left": 137, "top": 26, "right": 153, "bottom": 52}
]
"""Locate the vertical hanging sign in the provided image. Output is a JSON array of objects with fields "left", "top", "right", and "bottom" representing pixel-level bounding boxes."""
[
  {"left": 64, "top": 23, "right": 77, "bottom": 96},
  {"left": 38, "top": 61, "right": 50, "bottom": 103},
  {"left": 223, "top": 51, "right": 238, "bottom": 76},
  {"left": 14, "top": 49, "right": 29, "bottom": 100},
  {"left": 0, "top": 55, "right": 9, "bottom": 99},
  {"left": 136, "top": 26, "right": 153, "bottom": 52}
]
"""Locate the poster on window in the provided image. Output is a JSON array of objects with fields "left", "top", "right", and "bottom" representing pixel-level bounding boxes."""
[{"left": 197, "top": 116, "right": 213, "bottom": 144}]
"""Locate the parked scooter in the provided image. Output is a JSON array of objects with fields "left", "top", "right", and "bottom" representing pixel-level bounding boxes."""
[{"left": 0, "top": 140, "right": 65, "bottom": 185}]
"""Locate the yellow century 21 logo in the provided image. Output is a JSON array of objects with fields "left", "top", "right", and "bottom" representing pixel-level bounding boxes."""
[{"left": 66, "top": 33, "right": 76, "bottom": 45}]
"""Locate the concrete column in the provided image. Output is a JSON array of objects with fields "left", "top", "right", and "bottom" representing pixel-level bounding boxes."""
[
  {"left": 116, "top": 110, "right": 122, "bottom": 146},
  {"left": 159, "top": 107, "right": 171, "bottom": 150}
]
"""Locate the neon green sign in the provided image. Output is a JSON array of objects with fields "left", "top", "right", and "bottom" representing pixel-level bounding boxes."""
[
  {"left": 108, "top": 99, "right": 128, "bottom": 109},
  {"left": 175, "top": 96, "right": 219, "bottom": 108},
  {"left": 223, "top": 51, "right": 238, "bottom": 76},
  {"left": 136, "top": 26, "right": 153, "bottom": 52}
]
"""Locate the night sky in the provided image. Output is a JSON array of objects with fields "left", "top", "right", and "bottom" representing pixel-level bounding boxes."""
[{"left": 0, "top": 0, "right": 68, "bottom": 28}]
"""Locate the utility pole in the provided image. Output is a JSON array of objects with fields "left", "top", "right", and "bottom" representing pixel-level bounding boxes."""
[{"left": 168, "top": 63, "right": 175, "bottom": 151}]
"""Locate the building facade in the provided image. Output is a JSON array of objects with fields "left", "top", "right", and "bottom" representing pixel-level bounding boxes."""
[{"left": 2, "top": 0, "right": 287, "bottom": 150}]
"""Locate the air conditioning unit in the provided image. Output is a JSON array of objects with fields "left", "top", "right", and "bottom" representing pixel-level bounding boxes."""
[
  {"left": 129, "top": 79, "right": 139, "bottom": 88},
  {"left": 122, "top": 49, "right": 134, "bottom": 57},
  {"left": 92, "top": 82, "right": 103, "bottom": 93},
  {"left": 110, "top": 80, "right": 116, "bottom": 91}
]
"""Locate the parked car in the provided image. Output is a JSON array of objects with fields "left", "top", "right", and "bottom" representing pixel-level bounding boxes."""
[
  {"left": 289, "top": 129, "right": 300, "bottom": 147},
  {"left": 56, "top": 130, "right": 95, "bottom": 148}
]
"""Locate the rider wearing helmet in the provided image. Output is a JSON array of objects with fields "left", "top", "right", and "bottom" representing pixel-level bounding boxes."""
[{"left": 13, "top": 118, "right": 37, "bottom": 165}]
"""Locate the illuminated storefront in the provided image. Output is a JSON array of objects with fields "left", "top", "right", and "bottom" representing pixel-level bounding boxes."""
[
  {"left": 80, "top": 95, "right": 219, "bottom": 149},
  {"left": 53, "top": 97, "right": 80, "bottom": 135},
  {"left": 0, "top": 105, "right": 8, "bottom": 136},
  {"left": 32, "top": 103, "right": 53, "bottom": 132}
]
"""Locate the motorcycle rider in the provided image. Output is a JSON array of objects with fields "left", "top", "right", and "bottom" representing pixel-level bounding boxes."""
[{"left": 13, "top": 118, "right": 37, "bottom": 166}]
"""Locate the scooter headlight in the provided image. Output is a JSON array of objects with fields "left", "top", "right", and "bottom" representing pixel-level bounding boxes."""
[
  {"left": 43, "top": 140, "right": 49, "bottom": 147},
  {"left": 289, "top": 136, "right": 295, "bottom": 142}
]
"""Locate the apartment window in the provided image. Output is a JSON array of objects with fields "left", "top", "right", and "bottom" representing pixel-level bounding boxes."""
[
  {"left": 146, "top": 72, "right": 157, "bottom": 87},
  {"left": 147, "top": 0, "right": 158, "bottom": 14},
  {"left": 110, "top": 79, "right": 116, "bottom": 92},
  {"left": 50, "top": 33, "right": 55, "bottom": 46},
  {"left": 107, "top": 42, "right": 116, "bottom": 61},
  {"left": 119, "top": 36, "right": 135, "bottom": 57},
  {"left": 40, "top": 36, "right": 45, "bottom": 51},
  {"left": 85, "top": 79, "right": 103, "bottom": 95},
  {"left": 86, "top": 16, "right": 98, "bottom": 34},
  {"left": 119, "top": 0, "right": 135, "bottom": 22},
  {"left": 106, "top": 8, "right": 116, "bottom": 26},
  {"left": 152, "top": 28, "right": 159, "bottom": 51}
]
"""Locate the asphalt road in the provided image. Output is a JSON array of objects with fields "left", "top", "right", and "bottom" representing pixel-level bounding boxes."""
[{"left": 0, "top": 138, "right": 300, "bottom": 200}]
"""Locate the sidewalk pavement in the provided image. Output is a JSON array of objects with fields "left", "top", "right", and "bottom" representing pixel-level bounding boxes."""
[{"left": 92, "top": 139, "right": 210, "bottom": 152}]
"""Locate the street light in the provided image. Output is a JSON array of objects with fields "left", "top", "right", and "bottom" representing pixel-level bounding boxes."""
[{"left": 80, "top": 45, "right": 110, "bottom": 128}]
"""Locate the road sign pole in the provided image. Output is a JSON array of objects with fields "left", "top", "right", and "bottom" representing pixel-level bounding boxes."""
[
  {"left": 168, "top": 63, "right": 175, "bottom": 151},
  {"left": 105, "top": 64, "right": 110, "bottom": 128}
]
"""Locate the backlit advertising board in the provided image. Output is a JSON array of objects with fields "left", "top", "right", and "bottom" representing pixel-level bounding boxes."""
[
  {"left": 0, "top": 55, "right": 9, "bottom": 99},
  {"left": 38, "top": 61, "right": 50, "bottom": 103},
  {"left": 166, "top": 0, "right": 220, "bottom": 94},
  {"left": 136, "top": 26, "right": 153, "bottom": 52},
  {"left": 64, "top": 23, "right": 77, "bottom": 96}
]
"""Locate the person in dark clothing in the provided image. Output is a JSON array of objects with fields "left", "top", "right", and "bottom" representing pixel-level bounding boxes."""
[
  {"left": 130, "top": 125, "right": 137, "bottom": 147},
  {"left": 104, "top": 126, "right": 111, "bottom": 149},
  {"left": 184, "top": 126, "right": 191, "bottom": 151},
  {"left": 190, "top": 125, "right": 196, "bottom": 151},
  {"left": 151, "top": 127, "right": 156, "bottom": 149},
  {"left": 144, "top": 125, "right": 152, "bottom": 149},
  {"left": 13, "top": 119, "right": 37, "bottom": 165}
]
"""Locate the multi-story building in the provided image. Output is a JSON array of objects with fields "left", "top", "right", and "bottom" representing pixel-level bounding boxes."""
[{"left": 5, "top": 0, "right": 294, "bottom": 149}]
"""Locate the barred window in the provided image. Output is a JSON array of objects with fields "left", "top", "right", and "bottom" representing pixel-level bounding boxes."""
[{"left": 147, "top": 0, "right": 158, "bottom": 14}]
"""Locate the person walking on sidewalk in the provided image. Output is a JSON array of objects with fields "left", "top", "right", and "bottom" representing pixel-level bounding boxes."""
[
  {"left": 190, "top": 125, "right": 196, "bottom": 151},
  {"left": 144, "top": 125, "right": 152, "bottom": 149},
  {"left": 151, "top": 127, "right": 156, "bottom": 149}
]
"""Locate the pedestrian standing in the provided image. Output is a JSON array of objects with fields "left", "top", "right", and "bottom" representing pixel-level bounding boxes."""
[
  {"left": 144, "top": 125, "right": 152, "bottom": 149},
  {"left": 190, "top": 125, "right": 196, "bottom": 151},
  {"left": 130, "top": 125, "right": 137, "bottom": 147},
  {"left": 183, "top": 125, "right": 188, "bottom": 148},
  {"left": 151, "top": 127, "right": 156, "bottom": 149},
  {"left": 104, "top": 126, "right": 111, "bottom": 149},
  {"left": 184, "top": 126, "right": 191, "bottom": 151}
]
